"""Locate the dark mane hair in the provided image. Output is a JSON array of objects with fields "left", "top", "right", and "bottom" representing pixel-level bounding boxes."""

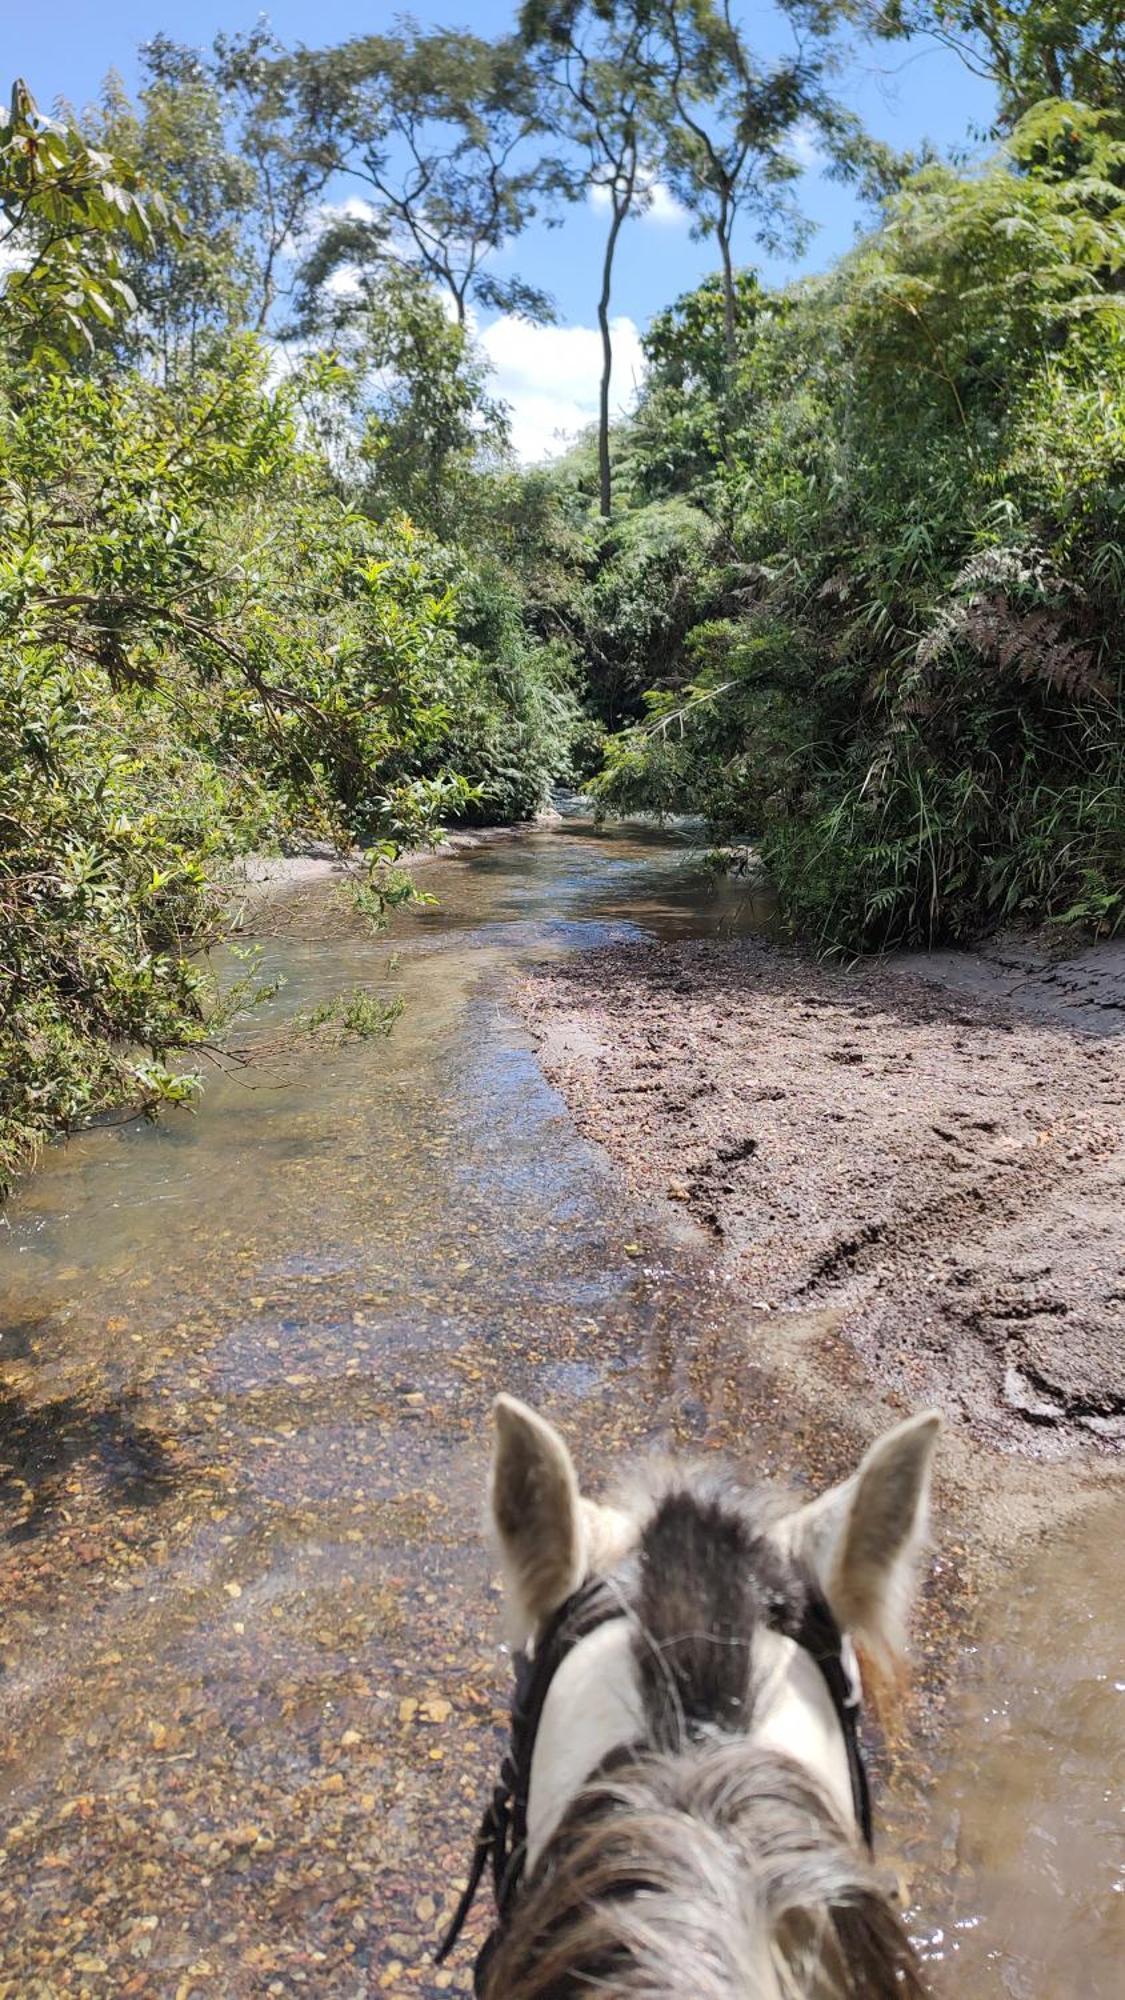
[
  {"left": 482, "top": 1738, "right": 926, "bottom": 1999},
  {"left": 483, "top": 1478, "right": 929, "bottom": 2000}
]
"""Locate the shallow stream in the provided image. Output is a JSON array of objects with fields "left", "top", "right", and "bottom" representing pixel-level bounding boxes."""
[{"left": 0, "top": 816, "right": 1120, "bottom": 1996}]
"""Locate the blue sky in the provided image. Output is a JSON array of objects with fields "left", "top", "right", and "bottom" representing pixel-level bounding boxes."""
[{"left": 7, "top": 4, "right": 997, "bottom": 458}]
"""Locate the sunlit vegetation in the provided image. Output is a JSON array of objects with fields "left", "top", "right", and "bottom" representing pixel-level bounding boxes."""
[
  {"left": 0, "top": 65, "right": 577, "bottom": 1187},
  {"left": 589, "top": 99, "right": 1125, "bottom": 947},
  {"left": 3, "top": 0, "right": 1123, "bottom": 1185}
]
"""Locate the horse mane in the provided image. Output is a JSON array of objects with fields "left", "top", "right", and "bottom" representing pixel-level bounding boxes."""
[
  {"left": 483, "top": 1474, "right": 928, "bottom": 2000},
  {"left": 481, "top": 1740, "right": 927, "bottom": 1999}
]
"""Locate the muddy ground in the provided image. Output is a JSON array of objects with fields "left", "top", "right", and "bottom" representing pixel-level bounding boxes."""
[{"left": 517, "top": 934, "right": 1125, "bottom": 1456}]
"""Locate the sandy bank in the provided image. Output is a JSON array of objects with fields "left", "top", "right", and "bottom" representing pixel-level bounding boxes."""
[
  {"left": 516, "top": 934, "right": 1125, "bottom": 1457},
  {"left": 233, "top": 812, "right": 561, "bottom": 888}
]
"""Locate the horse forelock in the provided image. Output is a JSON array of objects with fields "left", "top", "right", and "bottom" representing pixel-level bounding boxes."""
[{"left": 481, "top": 1739, "right": 926, "bottom": 2000}]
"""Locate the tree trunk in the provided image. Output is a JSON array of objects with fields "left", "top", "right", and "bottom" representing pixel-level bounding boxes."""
[
  {"left": 596, "top": 200, "right": 626, "bottom": 519},
  {"left": 718, "top": 212, "right": 737, "bottom": 467},
  {"left": 719, "top": 222, "right": 737, "bottom": 378}
]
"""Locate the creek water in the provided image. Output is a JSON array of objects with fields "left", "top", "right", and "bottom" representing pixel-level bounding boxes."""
[{"left": 0, "top": 815, "right": 1120, "bottom": 1997}]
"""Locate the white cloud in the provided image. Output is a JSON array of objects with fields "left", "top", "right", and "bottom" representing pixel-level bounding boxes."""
[
  {"left": 291, "top": 196, "right": 385, "bottom": 303},
  {"left": 646, "top": 180, "right": 691, "bottom": 225},
  {"left": 324, "top": 262, "right": 363, "bottom": 301},
  {"left": 283, "top": 194, "right": 382, "bottom": 261},
  {"left": 480, "top": 313, "right": 646, "bottom": 464},
  {"left": 788, "top": 118, "right": 823, "bottom": 170},
  {"left": 589, "top": 173, "right": 689, "bottom": 227},
  {"left": 0, "top": 234, "right": 29, "bottom": 284}
]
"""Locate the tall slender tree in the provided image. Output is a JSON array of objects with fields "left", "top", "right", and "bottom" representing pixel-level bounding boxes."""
[
  {"left": 90, "top": 39, "right": 255, "bottom": 379},
  {"left": 88, "top": 33, "right": 339, "bottom": 375},
  {"left": 212, "top": 25, "right": 340, "bottom": 332},
  {"left": 289, "top": 28, "right": 562, "bottom": 327},
  {"left": 647, "top": 1, "right": 815, "bottom": 384},
  {"left": 522, "top": 2, "right": 663, "bottom": 516}
]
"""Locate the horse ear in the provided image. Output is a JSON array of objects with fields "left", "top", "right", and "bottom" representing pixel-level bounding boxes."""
[
  {"left": 783, "top": 1411, "right": 941, "bottom": 1672},
  {"left": 490, "top": 1395, "right": 585, "bottom": 1643}
]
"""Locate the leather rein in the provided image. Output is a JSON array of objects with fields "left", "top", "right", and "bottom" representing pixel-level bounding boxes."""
[{"left": 436, "top": 1574, "right": 873, "bottom": 1990}]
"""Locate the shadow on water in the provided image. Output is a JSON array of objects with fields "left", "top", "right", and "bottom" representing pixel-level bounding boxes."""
[{"left": 0, "top": 1385, "right": 179, "bottom": 1540}]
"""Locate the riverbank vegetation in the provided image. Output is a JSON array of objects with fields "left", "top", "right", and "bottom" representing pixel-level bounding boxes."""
[
  {"left": 3, "top": 1, "right": 1123, "bottom": 1187},
  {"left": 0, "top": 62, "right": 580, "bottom": 1188},
  {"left": 588, "top": 99, "right": 1125, "bottom": 948}
]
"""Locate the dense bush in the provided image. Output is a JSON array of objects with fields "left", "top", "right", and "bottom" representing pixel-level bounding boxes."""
[
  {"left": 0, "top": 73, "right": 595, "bottom": 1192},
  {"left": 568, "top": 499, "right": 725, "bottom": 723},
  {"left": 595, "top": 104, "right": 1125, "bottom": 948},
  {"left": 0, "top": 341, "right": 575, "bottom": 1187},
  {"left": 482, "top": 440, "right": 729, "bottom": 726}
]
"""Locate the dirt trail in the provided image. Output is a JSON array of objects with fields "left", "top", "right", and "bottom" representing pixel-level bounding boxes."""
[{"left": 518, "top": 935, "right": 1125, "bottom": 1454}]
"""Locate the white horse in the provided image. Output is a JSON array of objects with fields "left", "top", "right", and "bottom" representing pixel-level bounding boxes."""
[{"left": 440, "top": 1394, "right": 940, "bottom": 1997}]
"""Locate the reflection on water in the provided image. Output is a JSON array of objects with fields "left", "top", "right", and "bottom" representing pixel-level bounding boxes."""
[
  {"left": 0, "top": 814, "right": 1117, "bottom": 1996},
  {"left": 919, "top": 1510, "right": 1125, "bottom": 1998}
]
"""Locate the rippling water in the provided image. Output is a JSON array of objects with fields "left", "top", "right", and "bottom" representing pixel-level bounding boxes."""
[{"left": 0, "top": 815, "right": 1119, "bottom": 1996}]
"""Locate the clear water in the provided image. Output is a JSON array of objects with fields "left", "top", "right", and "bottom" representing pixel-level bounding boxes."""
[
  {"left": 914, "top": 1509, "right": 1125, "bottom": 1997},
  {"left": 0, "top": 816, "right": 1119, "bottom": 1996}
]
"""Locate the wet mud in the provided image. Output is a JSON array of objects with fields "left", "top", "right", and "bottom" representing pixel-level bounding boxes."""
[
  {"left": 518, "top": 934, "right": 1125, "bottom": 1450},
  {"left": 0, "top": 817, "right": 1121, "bottom": 1997}
]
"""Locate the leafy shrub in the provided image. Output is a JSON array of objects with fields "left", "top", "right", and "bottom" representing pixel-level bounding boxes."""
[
  {"left": 567, "top": 498, "right": 725, "bottom": 723},
  {"left": 0, "top": 339, "right": 573, "bottom": 1187},
  {"left": 596, "top": 104, "right": 1125, "bottom": 949},
  {"left": 441, "top": 554, "right": 581, "bottom": 820}
]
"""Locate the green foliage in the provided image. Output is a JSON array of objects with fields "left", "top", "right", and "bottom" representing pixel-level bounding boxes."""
[
  {"left": 443, "top": 556, "right": 581, "bottom": 818},
  {"left": 520, "top": 0, "right": 665, "bottom": 517},
  {"left": 482, "top": 428, "right": 728, "bottom": 724},
  {"left": 86, "top": 31, "right": 341, "bottom": 374},
  {"left": 88, "top": 46, "right": 258, "bottom": 375},
  {"left": 632, "top": 271, "right": 767, "bottom": 496},
  {"left": 877, "top": 1, "right": 1125, "bottom": 136},
  {"left": 0, "top": 36, "right": 598, "bottom": 1193},
  {"left": 0, "top": 80, "right": 170, "bottom": 362},
  {"left": 283, "top": 26, "right": 562, "bottom": 325},
  {"left": 643, "top": 0, "right": 817, "bottom": 376},
  {"left": 574, "top": 500, "right": 725, "bottom": 722},
  {"left": 0, "top": 333, "right": 573, "bottom": 1191},
  {"left": 596, "top": 107, "right": 1125, "bottom": 948},
  {"left": 1, "top": 656, "right": 232, "bottom": 1191},
  {"left": 300, "top": 987, "right": 405, "bottom": 1039},
  {"left": 10, "top": 0, "right": 1125, "bottom": 1196},
  {"left": 520, "top": 0, "right": 848, "bottom": 513},
  {"left": 299, "top": 264, "right": 511, "bottom": 541}
]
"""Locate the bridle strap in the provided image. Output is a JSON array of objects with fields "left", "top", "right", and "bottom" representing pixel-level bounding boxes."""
[
  {"left": 435, "top": 1578, "right": 622, "bottom": 1971},
  {"left": 437, "top": 1574, "right": 874, "bottom": 1981},
  {"left": 794, "top": 1590, "right": 874, "bottom": 1852},
  {"left": 433, "top": 1783, "right": 507, "bottom": 1968}
]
